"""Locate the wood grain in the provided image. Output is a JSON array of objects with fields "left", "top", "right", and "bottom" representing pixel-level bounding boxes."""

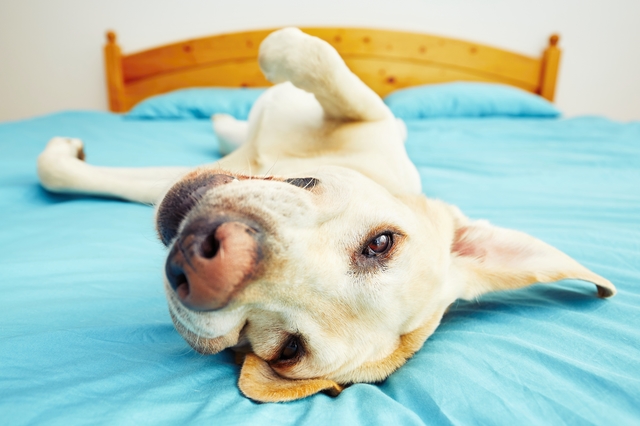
[{"left": 105, "top": 28, "right": 560, "bottom": 112}]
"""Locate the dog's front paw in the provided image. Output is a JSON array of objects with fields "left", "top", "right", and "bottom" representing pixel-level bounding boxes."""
[
  {"left": 37, "top": 137, "right": 86, "bottom": 191},
  {"left": 258, "top": 27, "right": 341, "bottom": 90}
]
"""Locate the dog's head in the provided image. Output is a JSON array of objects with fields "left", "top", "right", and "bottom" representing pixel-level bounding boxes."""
[{"left": 156, "top": 166, "right": 615, "bottom": 402}]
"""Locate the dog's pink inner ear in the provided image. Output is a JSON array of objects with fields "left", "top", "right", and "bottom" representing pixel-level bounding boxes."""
[
  {"left": 451, "top": 220, "right": 616, "bottom": 300},
  {"left": 452, "top": 223, "right": 540, "bottom": 270},
  {"left": 238, "top": 353, "right": 343, "bottom": 403}
]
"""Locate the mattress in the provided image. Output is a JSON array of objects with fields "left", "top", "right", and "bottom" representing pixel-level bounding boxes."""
[{"left": 1, "top": 111, "right": 639, "bottom": 425}]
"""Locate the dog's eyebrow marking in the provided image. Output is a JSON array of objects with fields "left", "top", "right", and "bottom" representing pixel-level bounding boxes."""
[{"left": 284, "top": 177, "right": 320, "bottom": 190}]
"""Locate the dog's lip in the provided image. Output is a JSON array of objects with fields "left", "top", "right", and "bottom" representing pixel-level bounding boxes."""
[
  {"left": 168, "top": 308, "right": 244, "bottom": 355},
  {"left": 166, "top": 281, "right": 243, "bottom": 337}
]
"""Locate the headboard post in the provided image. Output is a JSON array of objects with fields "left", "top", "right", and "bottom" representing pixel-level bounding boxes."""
[
  {"left": 539, "top": 34, "right": 562, "bottom": 102},
  {"left": 104, "top": 31, "right": 126, "bottom": 112}
]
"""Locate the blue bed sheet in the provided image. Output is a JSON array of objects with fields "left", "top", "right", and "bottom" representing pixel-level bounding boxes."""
[{"left": 1, "top": 111, "right": 639, "bottom": 425}]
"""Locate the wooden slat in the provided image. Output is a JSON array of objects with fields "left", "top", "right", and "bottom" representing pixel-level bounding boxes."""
[
  {"left": 342, "top": 57, "right": 538, "bottom": 97},
  {"left": 123, "top": 59, "right": 270, "bottom": 110},
  {"left": 304, "top": 28, "right": 541, "bottom": 89},
  {"left": 122, "top": 30, "right": 271, "bottom": 82}
]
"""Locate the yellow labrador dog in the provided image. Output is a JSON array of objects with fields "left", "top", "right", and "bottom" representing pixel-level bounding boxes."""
[{"left": 37, "top": 28, "right": 615, "bottom": 402}]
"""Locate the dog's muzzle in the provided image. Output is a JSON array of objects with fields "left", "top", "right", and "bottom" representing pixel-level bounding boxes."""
[{"left": 157, "top": 170, "right": 316, "bottom": 311}]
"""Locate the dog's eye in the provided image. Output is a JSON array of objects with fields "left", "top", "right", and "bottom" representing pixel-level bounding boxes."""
[
  {"left": 279, "top": 336, "right": 300, "bottom": 361},
  {"left": 363, "top": 233, "right": 393, "bottom": 257}
]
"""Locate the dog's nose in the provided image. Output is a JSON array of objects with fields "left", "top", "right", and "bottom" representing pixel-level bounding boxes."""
[{"left": 165, "top": 219, "right": 261, "bottom": 311}]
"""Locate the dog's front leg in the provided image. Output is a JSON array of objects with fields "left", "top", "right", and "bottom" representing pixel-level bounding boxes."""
[
  {"left": 37, "top": 137, "right": 190, "bottom": 205},
  {"left": 259, "top": 28, "right": 392, "bottom": 122}
]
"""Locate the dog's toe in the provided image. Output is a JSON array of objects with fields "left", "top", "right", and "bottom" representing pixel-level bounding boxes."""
[{"left": 43, "top": 137, "right": 86, "bottom": 161}]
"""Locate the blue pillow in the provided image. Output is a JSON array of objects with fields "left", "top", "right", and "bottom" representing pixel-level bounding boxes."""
[
  {"left": 127, "top": 87, "right": 267, "bottom": 120},
  {"left": 383, "top": 82, "right": 560, "bottom": 119}
]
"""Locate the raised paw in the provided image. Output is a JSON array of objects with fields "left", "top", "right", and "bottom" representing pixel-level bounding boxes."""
[
  {"left": 37, "top": 137, "right": 86, "bottom": 192},
  {"left": 258, "top": 28, "right": 390, "bottom": 122},
  {"left": 258, "top": 27, "right": 342, "bottom": 91}
]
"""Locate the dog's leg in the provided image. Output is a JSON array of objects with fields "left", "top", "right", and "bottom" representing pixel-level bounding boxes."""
[
  {"left": 212, "top": 113, "right": 249, "bottom": 155},
  {"left": 37, "top": 137, "right": 190, "bottom": 204},
  {"left": 259, "top": 28, "right": 392, "bottom": 122}
]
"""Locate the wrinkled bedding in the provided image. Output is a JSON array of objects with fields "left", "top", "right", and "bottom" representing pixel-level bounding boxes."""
[{"left": 1, "top": 111, "right": 639, "bottom": 425}]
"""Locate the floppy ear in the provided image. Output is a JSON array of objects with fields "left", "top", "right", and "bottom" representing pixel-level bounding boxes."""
[
  {"left": 238, "top": 353, "right": 343, "bottom": 402},
  {"left": 449, "top": 213, "right": 616, "bottom": 300}
]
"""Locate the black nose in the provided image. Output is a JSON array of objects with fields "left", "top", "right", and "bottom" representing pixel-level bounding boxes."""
[
  {"left": 156, "top": 173, "right": 236, "bottom": 245},
  {"left": 165, "top": 217, "right": 262, "bottom": 311}
]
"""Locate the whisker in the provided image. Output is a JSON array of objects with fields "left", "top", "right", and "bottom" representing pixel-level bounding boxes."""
[
  {"left": 263, "top": 156, "right": 280, "bottom": 178},
  {"left": 245, "top": 157, "right": 253, "bottom": 180},
  {"left": 212, "top": 161, "right": 222, "bottom": 173}
]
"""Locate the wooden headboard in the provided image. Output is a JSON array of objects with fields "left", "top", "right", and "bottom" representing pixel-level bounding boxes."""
[{"left": 104, "top": 28, "right": 561, "bottom": 113}]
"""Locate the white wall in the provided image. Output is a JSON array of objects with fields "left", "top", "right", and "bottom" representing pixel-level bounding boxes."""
[{"left": 1, "top": 0, "right": 639, "bottom": 122}]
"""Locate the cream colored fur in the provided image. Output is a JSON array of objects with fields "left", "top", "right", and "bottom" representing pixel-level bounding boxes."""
[{"left": 36, "top": 28, "right": 615, "bottom": 402}]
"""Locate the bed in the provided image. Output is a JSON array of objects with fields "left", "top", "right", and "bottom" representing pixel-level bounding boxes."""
[{"left": 2, "top": 28, "right": 639, "bottom": 425}]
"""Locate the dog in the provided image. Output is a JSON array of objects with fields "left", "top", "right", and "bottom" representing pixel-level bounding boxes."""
[{"left": 36, "top": 28, "right": 616, "bottom": 402}]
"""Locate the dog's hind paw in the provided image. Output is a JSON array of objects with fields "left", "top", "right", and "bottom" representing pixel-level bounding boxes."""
[
  {"left": 212, "top": 114, "right": 248, "bottom": 156},
  {"left": 37, "top": 137, "right": 86, "bottom": 191},
  {"left": 41, "top": 137, "right": 85, "bottom": 161}
]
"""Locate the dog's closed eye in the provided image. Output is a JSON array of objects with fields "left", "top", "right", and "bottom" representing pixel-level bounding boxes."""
[
  {"left": 271, "top": 335, "right": 304, "bottom": 367},
  {"left": 280, "top": 336, "right": 300, "bottom": 360},
  {"left": 284, "top": 177, "right": 319, "bottom": 190}
]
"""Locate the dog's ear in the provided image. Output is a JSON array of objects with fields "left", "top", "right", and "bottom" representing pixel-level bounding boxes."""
[
  {"left": 238, "top": 353, "right": 343, "bottom": 402},
  {"left": 402, "top": 195, "right": 616, "bottom": 300},
  {"left": 446, "top": 205, "right": 616, "bottom": 300}
]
